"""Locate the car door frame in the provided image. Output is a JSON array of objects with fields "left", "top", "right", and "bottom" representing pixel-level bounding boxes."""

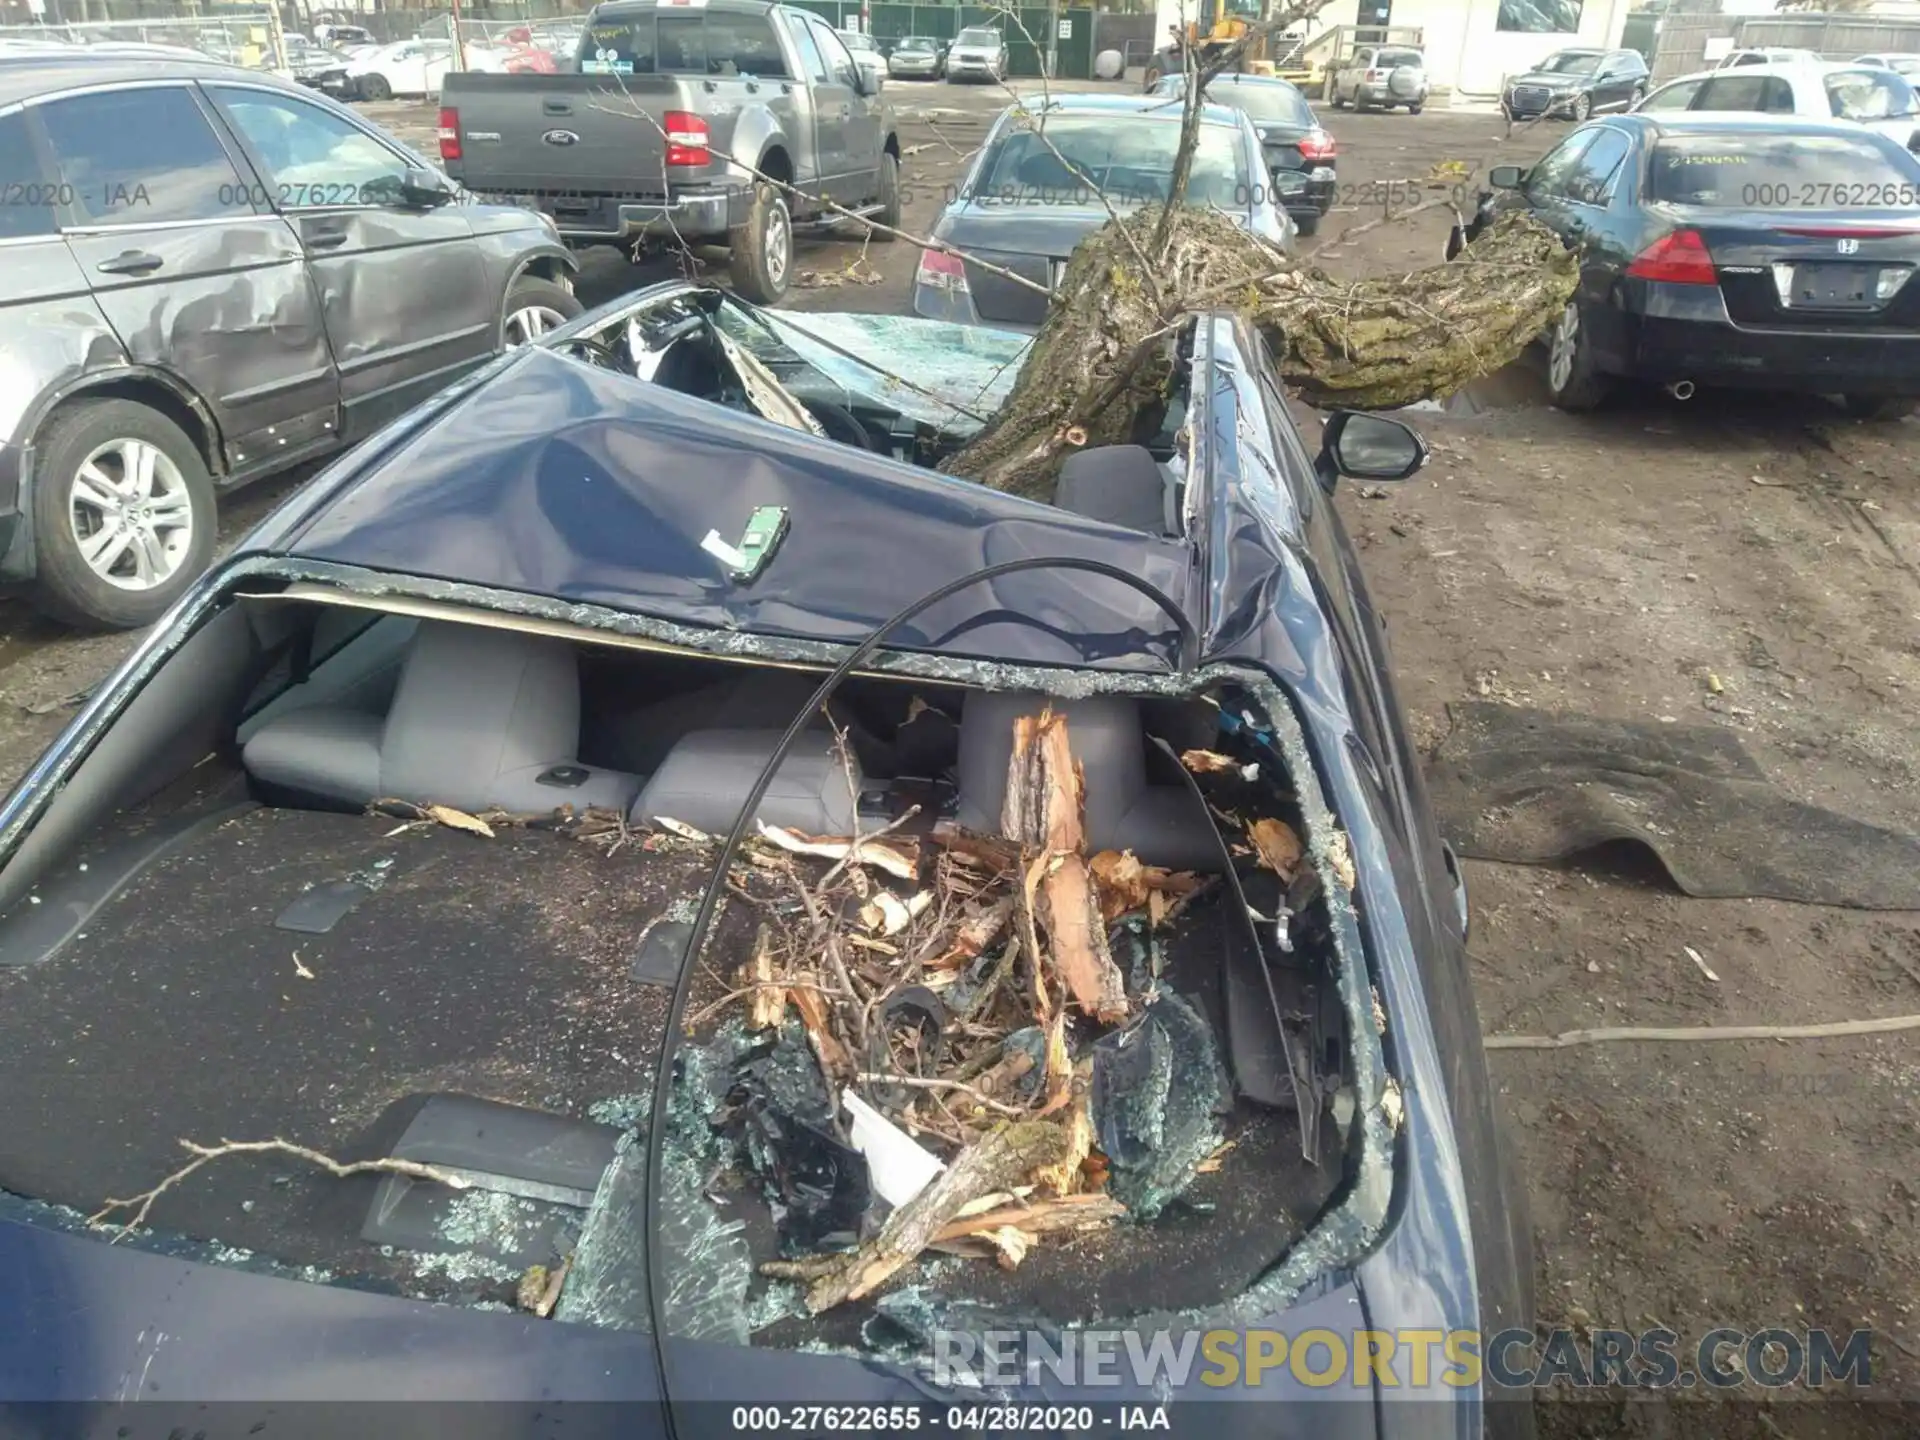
[
  {"left": 801, "top": 12, "right": 868, "bottom": 202},
  {"left": 1554, "top": 121, "right": 1638, "bottom": 370},
  {"left": 1343, "top": 45, "right": 1372, "bottom": 102},
  {"left": 806, "top": 15, "right": 879, "bottom": 203},
  {"left": 199, "top": 78, "right": 495, "bottom": 441},
  {"left": 26, "top": 77, "right": 343, "bottom": 483}
]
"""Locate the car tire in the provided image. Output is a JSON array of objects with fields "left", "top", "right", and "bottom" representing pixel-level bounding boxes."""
[
  {"left": 1570, "top": 91, "right": 1591, "bottom": 121},
  {"left": 1544, "top": 300, "right": 1608, "bottom": 411},
  {"left": 360, "top": 72, "right": 391, "bottom": 101},
  {"left": 873, "top": 150, "right": 901, "bottom": 238},
  {"left": 501, "top": 273, "right": 583, "bottom": 347},
  {"left": 1408, "top": 101, "right": 1423, "bottom": 113},
  {"left": 28, "top": 398, "right": 216, "bottom": 632},
  {"left": 1330, "top": 88, "right": 1348, "bottom": 108},
  {"left": 1294, "top": 211, "right": 1319, "bottom": 237},
  {"left": 1840, "top": 395, "right": 1915, "bottom": 420},
  {"left": 728, "top": 182, "right": 793, "bottom": 305}
]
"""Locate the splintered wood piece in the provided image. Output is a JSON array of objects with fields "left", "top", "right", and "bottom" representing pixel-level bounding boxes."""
[
  {"left": 930, "top": 822, "right": 1022, "bottom": 873},
  {"left": 791, "top": 979, "right": 850, "bottom": 1081},
  {"left": 932, "top": 1192, "right": 1125, "bottom": 1242},
  {"left": 744, "top": 923, "right": 785, "bottom": 1030},
  {"left": 760, "top": 1120, "right": 1070, "bottom": 1313},
  {"left": 1032, "top": 1083, "right": 1093, "bottom": 1195},
  {"left": 1248, "top": 817, "right": 1305, "bottom": 879},
  {"left": 1039, "top": 853, "right": 1127, "bottom": 1022},
  {"left": 929, "top": 895, "right": 1015, "bottom": 969},
  {"left": 1087, "top": 849, "right": 1205, "bottom": 924}
]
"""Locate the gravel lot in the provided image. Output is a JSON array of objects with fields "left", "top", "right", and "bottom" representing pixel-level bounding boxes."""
[{"left": 4, "top": 81, "right": 1918, "bottom": 1433}]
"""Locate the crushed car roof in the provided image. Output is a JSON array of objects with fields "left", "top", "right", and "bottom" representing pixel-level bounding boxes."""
[{"left": 253, "top": 346, "right": 1195, "bottom": 669}]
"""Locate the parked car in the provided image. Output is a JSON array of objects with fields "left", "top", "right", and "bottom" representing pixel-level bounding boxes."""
[
  {"left": 1715, "top": 46, "right": 1820, "bottom": 70},
  {"left": 915, "top": 93, "right": 1293, "bottom": 329},
  {"left": 1448, "top": 113, "right": 1920, "bottom": 418},
  {"left": 0, "top": 272, "right": 1533, "bottom": 1440},
  {"left": 1147, "top": 71, "right": 1336, "bottom": 234},
  {"left": 945, "top": 25, "right": 1006, "bottom": 83},
  {"left": 1500, "top": 46, "right": 1649, "bottom": 121},
  {"left": 1855, "top": 50, "right": 1920, "bottom": 77},
  {"left": 0, "top": 51, "right": 582, "bottom": 628},
  {"left": 835, "top": 28, "right": 886, "bottom": 89},
  {"left": 343, "top": 37, "right": 465, "bottom": 100},
  {"left": 887, "top": 33, "right": 945, "bottom": 78},
  {"left": 313, "top": 22, "right": 374, "bottom": 50},
  {"left": 440, "top": 0, "right": 902, "bottom": 305},
  {"left": 1327, "top": 43, "right": 1428, "bottom": 113},
  {"left": 1633, "top": 60, "right": 1920, "bottom": 151}
]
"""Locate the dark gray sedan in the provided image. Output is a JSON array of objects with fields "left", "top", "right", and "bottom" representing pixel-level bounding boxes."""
[{"left": 911, "top": 93, "right": 1293, "bottom": 330}]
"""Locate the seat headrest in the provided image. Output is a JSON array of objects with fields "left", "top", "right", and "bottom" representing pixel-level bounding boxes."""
[{"left": 1053, "top": 444, "right": 1170, "bottom": 536}]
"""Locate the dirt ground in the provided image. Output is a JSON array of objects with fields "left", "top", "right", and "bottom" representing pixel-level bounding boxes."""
[{"left": 4, "top": 88, "right": 1919, "bottom": 1430}]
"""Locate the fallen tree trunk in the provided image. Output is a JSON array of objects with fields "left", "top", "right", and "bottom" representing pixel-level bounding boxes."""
[{"left": 946, "top": 207, "right": 1579, "bottom": 502}]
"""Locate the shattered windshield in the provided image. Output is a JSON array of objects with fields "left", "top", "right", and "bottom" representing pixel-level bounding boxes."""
[{"left": 714, "top": 304, "right": 1032, "bottom": 431}]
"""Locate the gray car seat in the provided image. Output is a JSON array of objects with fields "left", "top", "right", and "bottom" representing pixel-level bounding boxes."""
[
  {"left": 630, "top": 728, "right": 863, "bottom": 838},
  {"left": 953, "top": 692, "right": 1220, "bottom": 872},
  {"left": 243, "top": 621, "right": 641, "bottom": 815},
  {"left": 1053, "top": 445, "right": 1180, "bottom": 537}
]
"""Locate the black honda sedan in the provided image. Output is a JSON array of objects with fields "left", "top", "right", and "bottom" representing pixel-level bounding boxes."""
[
  {"left": 1450, "top": 112, "right": 1920, "bottom": 416},
  {"left": 0, "top": 281, "right": 1537, "bottom": 1438}
]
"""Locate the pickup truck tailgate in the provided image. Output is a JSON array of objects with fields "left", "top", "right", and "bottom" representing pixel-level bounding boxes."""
[{"left": 442, "top": 72, "right": 680, "bottom": 194}]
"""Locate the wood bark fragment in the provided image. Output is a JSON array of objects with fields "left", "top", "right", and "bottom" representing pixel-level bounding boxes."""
[
  {"left": 760, "top": 1120, "right": 1070, "bottom": 1312},
  {"left": 1000, "top": 710, "right": 1086, "bottom": 853},
  {"left": 1088, "top": 849, "right": 1204, "bottom": 923}
]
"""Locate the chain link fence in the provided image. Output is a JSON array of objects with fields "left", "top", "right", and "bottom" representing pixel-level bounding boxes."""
[{"left": 0, "top": 11, "right": 288, "bottom": 65}]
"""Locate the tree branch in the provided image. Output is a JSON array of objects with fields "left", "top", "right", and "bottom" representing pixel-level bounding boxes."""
[{"left": 90, "top": 1138, "right": 470, "bottom": 1240}]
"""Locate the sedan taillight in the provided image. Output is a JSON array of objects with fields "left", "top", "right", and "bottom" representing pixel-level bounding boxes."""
[
  {"left": 916, "top": 247, "right": 969, "bottom": 293},
  {"left": 1627, "top": 228, "right": 1717, "bottom": 285},
  {"left": 1297, "top": 128, "right": 1336, "bottom": 161}
]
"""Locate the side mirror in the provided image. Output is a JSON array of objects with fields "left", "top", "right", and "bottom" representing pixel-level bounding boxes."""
[
  {"left": 1489, "top": 163, "right": 1526, "bottom": 190},
  {"left": 853, "top": 59, "right": 881, "bottom": 95},
  {"left": 397, "top": 166, "right": 458, "bottom": 207},
  {"left": 1269, "top": 165, "right": 1310, "bottom": 199},
  {"left": 1318, "top": 410, "right": 1428, "bottom": 484}
]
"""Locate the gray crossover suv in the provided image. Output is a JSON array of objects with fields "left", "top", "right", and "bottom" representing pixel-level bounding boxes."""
[{"left": 0, "top": 52, "right": 583, "bottom": 629}]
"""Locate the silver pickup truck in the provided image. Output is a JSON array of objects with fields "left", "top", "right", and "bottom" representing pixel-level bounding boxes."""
[{"left": 439, "top": 0, "right": 900, "bottom": 303}]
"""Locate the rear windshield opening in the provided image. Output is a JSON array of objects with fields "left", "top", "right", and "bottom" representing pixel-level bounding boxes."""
[
  {"left": 580, "top": 10, "right": 789, "bottom": 77},
  {"left": 1182, "top": 79, "right": 1314, "bottom": 125},
  {"left": 974, "top": 116, "right": 1249, "bottom": 209},
  {"left": 1826, "top": 69, "right": 1920, "bottom": 120},
  {"left": 1649, "top": 133, "right": 1920, "bottom": 205},
  {"left": 1374, "top": 48, "right": 1423, "bottom": 67}
]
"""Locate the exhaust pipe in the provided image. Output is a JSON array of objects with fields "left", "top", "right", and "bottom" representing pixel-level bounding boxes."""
[{"left": 1666, "top": 380, "right": 1696, "bottom": 401}]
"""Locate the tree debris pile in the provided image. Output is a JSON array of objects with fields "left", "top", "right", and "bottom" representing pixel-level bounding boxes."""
[
  {"left": 682, "top": 707, "right": 1337, "bottom": 1319},
  {"left": 947, "top": 207, "right": 1580, "bottom": 502}
]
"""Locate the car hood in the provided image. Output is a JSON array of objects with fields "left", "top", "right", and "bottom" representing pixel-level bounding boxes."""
[
  {"left": 267, "top": 342, "right": 1193, "bottom": 671},
  {"left": 1509, "top": 69, "right": 1588, "bottom": 86}
]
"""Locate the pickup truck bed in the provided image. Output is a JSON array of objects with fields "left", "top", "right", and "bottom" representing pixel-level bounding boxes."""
[{"left": 439, "top": 0, "right": 901, "bottom": 304}]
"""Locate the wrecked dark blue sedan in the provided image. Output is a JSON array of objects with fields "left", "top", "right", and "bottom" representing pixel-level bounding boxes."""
[{"left": 0, "top": 282, "right": 1534, "bottom": 1440}]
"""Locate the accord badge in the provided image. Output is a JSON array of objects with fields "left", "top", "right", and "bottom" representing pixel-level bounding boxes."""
[{"left": 543, "top": 129, "right": 582, "bottom": 147}]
